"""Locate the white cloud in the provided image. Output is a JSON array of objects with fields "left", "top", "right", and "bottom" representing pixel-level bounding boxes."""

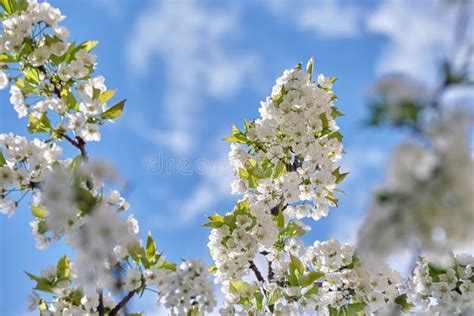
[
  {"left": 367, "top": 0, "right": 456, "bottom": 85},
  {"left": 127, "top": 0, "right": 260, "bottom": 154},
  {"left": 266, "top": 0, "right": 363, "bottom": 38},
  {"left": 146, "top": 136, "right": 234, "bottom": 228},
  {"left": 177, "top": 144, "right": 234, "bottom": 223}
]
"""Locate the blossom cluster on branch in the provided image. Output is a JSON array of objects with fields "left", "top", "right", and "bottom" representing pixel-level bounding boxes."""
[
  {"left": 1, "top": 1, "right": 214, "bottom": 315},
  {"left": 1, "top": 0, "right": 472, "bottom": 315}
]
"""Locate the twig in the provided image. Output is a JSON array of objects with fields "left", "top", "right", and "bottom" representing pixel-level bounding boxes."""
[
  {"left": 109, "top": 290, "right": 136, "bottom": 316},
  {"left": 97, "top": 290, "right": 104, "bottom": 316},
  {"left": 248, "top": 260, "right": 265, "bottom": 283}
]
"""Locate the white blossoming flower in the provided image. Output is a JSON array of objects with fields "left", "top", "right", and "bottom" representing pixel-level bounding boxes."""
[{"left": 0, "top": 70, "right": 9, "bottom": 89}]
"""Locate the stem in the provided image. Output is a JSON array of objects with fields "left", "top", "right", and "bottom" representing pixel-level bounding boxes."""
[
  {"left": 62, "top": 134, "right": 89, "bottom": 162},
  {"left": 97, "top": 290, "right": 104, "bottom": 316},
  {"left": 248, "top": 260, "right": 265, "bottom": 283},
  {"left": 109, "top": 290, "right": 136, "bottom": 316}
]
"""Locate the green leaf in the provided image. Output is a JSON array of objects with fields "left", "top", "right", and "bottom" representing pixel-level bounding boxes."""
[
  {"left": 208, "top": 213, "right": 224, "bottom": 222},
  {"left": 267, "top": 289, "right": 283, "bottom": 305},
  {"left": 16, "top": 78, "right": 38, "bottom": 94},
  {"left": 25, "top": 272, "right": 54, "bottom": 293},
  {"left": 224, "top": 125, "right": 248, "bottom": 144},
  {"left": 280, "top": 222, "right": 306, "bottom": 239},
  {"left": 56, "top": 255, "right": 70, "bottom": 280},
  {"left": 331, "top": 107, "right": 344, "bottom": 118},
  {"left": 277, "top": 209, "right": 285, "bottom": 229},
  {"left": 25, "top": 271, "right": 42, "bottom": 282},
  {"left": 69, "top": 155, "right": 82, "bottom": 172},
  {"left": 28, "top": 113, "right": 52, "bottom": 134},
  {"left": 157, "top": 261, "right": 176, "bottom": 271},
  {"left": 332, "top": 167, "right": 349, "bottom": 184},
  {"left": 75, "top": 187, "right": 96, "bottom": 214},
  {"left": 203, "top": 212, "right": 227, "bottom": 228},
  {"left": 0, "top": 53, "right": 18, "bottom": 62},
  {"left": 146, "top": 233, "right": 157, "bottom": 264},
  {"left": 343, "top": 303, "right": 366, "bottom": 316},
  {"left": 25, "top": 67, "right": 40, "bottom": 85},
  {"left": 394, "top": 294, "right": 415, "bottom": 313},
  {"left": 202, "top": 221, "right": 226, "bottom": 229},
  {"left": 428, "top": 262, "right": 448, "bottom": 280},
  {"left": 61, "top": 88, "right": 78, "bottom": 111},
  {"left": 272, "top": 85, "right": 286, "bottom": 105},
  {"left": 34, "top": 279, "right": 55, "bottom": 293},
  {"left": 0, "top": 150, "right": 6, "bottom": 166},
  {"left": 272, "top": 161, "right": 287, "bottom": 179},
  {"left": 208, "top": 265, "right": 217, "bottom": 274},
  {"left": 100, "top": 99, "right": 126, "bottom": 120},
  {"left": 290, "top": 254, "right": 304, "bottom": 275},
  {"left": 300, "top": 271, "right": 324, "bottom": 287},
  {"left": 306, "top": 57, "right": 314, "bottom": 81},
  {"left": 229, "top": 280, "right": 250, "bottom": 295},
  {"left": 0, "top": 0, "right": 13, "bottom": 15},
  {"left": 78, "top": 40, "right": 99, "bottom": 52},
  {"left": 98, "top": 89, "right": 116, "bottom": 104},
  {"left": 304, "top": 283, "right": 320, "bottom": 297},
  {"left": 31, "top": 205, "right": 47, "bottom": 219},
  {"left": 327, "top": 131, "right": 343, "bottom": 142}
]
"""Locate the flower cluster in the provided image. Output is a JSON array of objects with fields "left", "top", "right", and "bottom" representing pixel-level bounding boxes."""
[
  {"left": 228, "top": 60, "right": 344, "bottom": 221},
  {"left": 0, "top": 0, "right": 125, "bottom": 144},
  {"left": 0, "top": 133, "right": 62, "bottom": 217},
  {"left": 155, "top": 260, "right": 217, "bottom": 315},
  {"left": 358, "top": 108, "right": 474, "bottom": 257},
  {"left": 27, "top": 162, "right": 138, "bottom": 295},
  {"left": 302, "top": 239, "right": 403, "bottom": 315},
  {"left": 408, "top": 254, "right": 474, "bottom": 315}
]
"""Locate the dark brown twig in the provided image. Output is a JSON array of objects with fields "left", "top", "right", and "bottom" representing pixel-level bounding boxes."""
[{"left": 109, "top": 290, "right": 136, "bottom": 316}]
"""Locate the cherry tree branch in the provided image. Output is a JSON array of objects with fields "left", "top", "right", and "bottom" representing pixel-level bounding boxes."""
[
  {"left": 109, "top": 290, "right": 136, "bottom": 316},
  {"left": 248, "top": 260, "right": 265, "bottom": 283}
]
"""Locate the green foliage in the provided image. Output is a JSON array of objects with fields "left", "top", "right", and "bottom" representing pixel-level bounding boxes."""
[
  {"left": 267, "top": 288, "right": 283, "bottom": 305},
  {"left": 395, "top": 294, "right": 415, "bottom": 313},
  {"left": 27, "top": 113, "right": 52, "bottom": 134},
  {"left": 100, "top": 99, "right": 126, "bottom": 120},
  {"left": 69, "top": 155, "right": 83, "bottom": 172},
  {"left": 306, "top": 57, "right": 314, "bottom": 82},
  {"left": 329, "top": 303, "right": 366, "bottom": 316},
  {"left": 279, "top": 222, "right": 306, "bottom": 239},
  {"left": 56, "top": 255, "right": 70, "bottom": 280},
  {"left": 0, "top": 150, "right": 6, "bottom": 166},
  {"left": 367, "top": 99, "right": 424, "bottom": 128},
  {"left": 98, "top": 90, "right": 116, "bottom": 104},
  {"left": 272, "top": 85, "right": 286, "bottom": 105},
  {"left": 31, "top": 204, "right": 47, "bottom": 219},
  {"left": 145, "top": 232, "right": 159, "bottom": 265},
  {"left": 428, "top": 262, "right": 449, "bottom": 280},
  {"left": 15, "top": 78, "right": 39, "bottom": 94},
  {"left": 24, "top": 67, "right": 40, "bottom": 85},
  {"left": 0, "top": 53, "right": 18, "bottom": 62},
  {"left": 203, "top": 213, "right": 226, "bottom": 229},
  {"left": 332, "top": 167, "right": 349, "bottom": 184},
  {"left": 1, "top": 0, "right": 27, "bottom": 15},
  {"left": 25, "top": 256, "right": 71, "bottom": 295},
  {"left": 224, "top": 125, "right": 249, "bottom": 144}
]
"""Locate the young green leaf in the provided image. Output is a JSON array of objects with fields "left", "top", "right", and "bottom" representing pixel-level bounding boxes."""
[
  {"left": 31, "top": 205, "right": 47, "bottom": 219},
  {"left": 146, "top": 233, "right": 157, "bottom": 264},
  {"left": 0, "top": 150, "right": 6, "bottom": 166},
  {"left": 98, "top": 89, "right": 116, "bottom": 104},
  {"left": 100, "top": 99, "right": 126, "bottom": 120},
  {"left": 56, "top": 255, "right": 70, "bottom": 280},
  {"left": 28, "top": 113, "right": 52, "bottom": 134},
  {"left": 306, "top": 57, "right": 314, "bottom": 81}
]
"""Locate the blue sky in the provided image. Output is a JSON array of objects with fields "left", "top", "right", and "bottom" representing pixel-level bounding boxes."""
[{"left": 0, "top": 0, "right": 454, "bottom": 314}]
